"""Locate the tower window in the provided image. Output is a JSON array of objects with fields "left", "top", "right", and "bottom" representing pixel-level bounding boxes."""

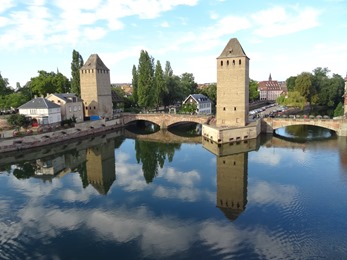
[
  {"left": 223, "top": 107, "right": 226, "bottom": 111},
  {"left": 233, "top": 60, "right": 235, "bottom": 65},
  {"left": 227, "top": 60, "right": 229, "bottom": 66},
  {"left": 85, "top": 107, "right": 88, "bottom": 110},
  {"left": 234, "top": 107, "right": 236, "bottom": 111},
  {"left": 239, "top": 59, "right": 241, "bottom": 65},
  {"left": 221, "top": 61, "right": 223, "bottom": 66}
]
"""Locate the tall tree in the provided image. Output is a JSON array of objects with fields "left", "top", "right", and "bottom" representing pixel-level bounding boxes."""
[
  {"left": 162, "top": 61, "right": 181, "bottom": 107},
  {"left": 153, "top": 60, "right": 166, "bottom": 109},
  {"left": 286, "top": 76, "right": 297, "bottom": 92},
  {"left": 180, "top": 72, "right": 197, "bottom": 97},
  {"left": 71, "top": 50, "right": 84, "bottom": 96},
  {"left": 131, "top": 64, "right": 138, "bottom": 104},
  {"left": 137, "top": 50, "right": 154, "bottom": 110},
  {"left": 295, "top": 72, "right": 315, "bottom": 104}
]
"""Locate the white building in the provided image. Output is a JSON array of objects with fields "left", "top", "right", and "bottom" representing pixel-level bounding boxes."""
[
  {"left": 183, "top": 94, "right": 212, "bottom": 114},
  {"left": 18, "top": 97, "right": 61, "bottom": 126}
]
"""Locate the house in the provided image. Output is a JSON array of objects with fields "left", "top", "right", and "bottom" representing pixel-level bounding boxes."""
[
  {"left": 111, "top": 90, "right": 124, "bottom": 113},
  {"left": 183, "top": 94, "right": 212, "bottom": 114},
  {"left": 46, "top": 93, "right": 84, "bottom": 123},
  {"left": 258, "top": 74, "right": 286, "bottom": 101},
  {"left": 18, "top": 97, "right": 61, "bottom": 126}
]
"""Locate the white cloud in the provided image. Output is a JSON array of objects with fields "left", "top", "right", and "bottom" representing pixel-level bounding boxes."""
[
  {"left": 0, "top": 0, "right": 14, "bottom": 14},
  {"left": 249, "top": 181, "right": 298, "bottom": 207},
  {"left": 252, "top": 6, "right": 321, "bottom": 38},
  {"left": 250, "top": 149, "right": 282, "bottom": 166},
  {"left": 160, "top": 21, "right": 169, "bottom": 27}
]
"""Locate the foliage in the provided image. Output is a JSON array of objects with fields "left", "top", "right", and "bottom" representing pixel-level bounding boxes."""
[
  {"left": 278, "top": 91, "right": 306, "bottom": 109},
  {"left": 12, "top": 162, "right": 35, "bottom": 179},
  {"left": 30, "top": 70, "right": 71, "bottom": 96},
  {"left": 135, "top": 140, "right": 181, "bottom": 183},
  {"left": 131, "top": 65, "right": 138, "bottom": 104},
  {"left": 198, "top": 83, "right": 216, "bottom": 104},
  {"left": 334, "top": 102, "right": 344, "bottom": 117},
  {"left": 0, "top": 73, "right": 14, "bottom": 96},
  {"left": 71, "top": 50, "right": 84, "bottom": 97},
  {"left": 286, "top": 76, "right": 297, "bottom": 92},
  {"left": 137, "top": 50, "right": 154, "bottom": 110},
  {"left": 153, "top": 60, "right": 166, "bottom": 109},
  {"left": 180, "top": 72, "right": 197, "bottom": 98},
  {"left": 7, "top": 114, "right": 30, "bottom": 129},
  {"left": 286, "top": 67, "right": 344, "bottom": 111},
  {"left": 249, "top": 79, "right": 259, "bottom": 102},
  {"left": 294, "top": 72, "right": 316, "bottom": 104},
  {"left": 180, "top": 102, "right": 197, "bottom": 114}
]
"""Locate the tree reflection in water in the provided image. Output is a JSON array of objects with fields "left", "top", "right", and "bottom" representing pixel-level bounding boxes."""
[{"left": 135, "top": 140, "right": 181, "bottom": 183}]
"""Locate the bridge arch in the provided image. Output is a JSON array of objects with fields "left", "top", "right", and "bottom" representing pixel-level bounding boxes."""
[
  {"left": 262, "top": 118, "right": 343, "bottom": 135},
  {"left": 122, "top": 113, "right": 211, "bottom": 129}
]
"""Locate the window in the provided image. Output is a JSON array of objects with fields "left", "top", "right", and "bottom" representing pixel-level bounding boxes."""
[
  {"left": 234, "top": 107, "right": 236, "bottom": 111},
  {"left": 227, "top": 60, "right": 229, "bottom": 66},
  {"left": 221, "top": 61, "right": 223, "bottom": 66},
  {"left": 239, "top": 59, "right": 241, "bottom": 65}
]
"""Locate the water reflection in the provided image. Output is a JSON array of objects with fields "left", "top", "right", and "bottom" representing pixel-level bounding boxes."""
[{"left": 1, "top": 129, "right": 347, "bottom": 259}]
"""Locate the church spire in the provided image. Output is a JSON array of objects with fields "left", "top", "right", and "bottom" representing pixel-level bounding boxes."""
[{"left": 269, "top": 73, "right": 272, "bottom": 81}]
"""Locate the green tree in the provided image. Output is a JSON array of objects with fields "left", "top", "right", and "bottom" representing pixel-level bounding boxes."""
[
  {"left": 71, "top": 50, "right": 84, "bottom": 96},
  {"left": 180, "top": 102, "right": 197, "bottom": 114},
  {"left": 334, "top": 102, "right": 344, "bottom": 117},
  {"left": 249, "top": 79, "right": 259, "bottom": 102},
  {"left": 286, "top": 76, "right": 297, "bottom": 92},
  {"left": 162, "top": 61, "right": 181, "bottom": 107},
  {"left": 0, "top": 73, "right": 13, "bottom": 96},
  {"left": 198, "top": 83, "right": 216, "bottom": 104},
  {"left": 153, "top": 60, "right": 166, "bottom": 109},
  {"left": 6, "top": 92, "right": 30, "bottom": 108},
  {"left": 30, "top": 70, "right": 70, "bottom": 96},
  {"left": 7, "top": 114, "right": 30, "bottom": 130},
  {"left": 180, "top": 72, "right": 197, "bottom": 98},
  {"left": 282, "top": 91, "right": 306, "bottom": 109},
  {"left": 131, "top": 65, "right": 138, "bottom": 104},
  {"left": 137, "top": 50, "right": 154, "bottom": 110},
  {"left": 54, "top": 72, "right": 71, "bottom": 93},
  {"left": 295, "top": 72, "right": 315, "bottom": 104}
]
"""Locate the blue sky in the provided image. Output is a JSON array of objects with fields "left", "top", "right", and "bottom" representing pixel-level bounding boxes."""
[{"left": 1, "top": 0, "right": 346, "bottom": 88}]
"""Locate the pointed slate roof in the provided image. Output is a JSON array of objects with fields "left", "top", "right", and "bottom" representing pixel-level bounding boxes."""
[
  {"left": 217, "top": 38, "right": 248, "bottom": 59},
  {"left": 18, "top": 97, "right": 60, "bottom": 109},
  {"left": 81, "top": 54, "right": 109, "bottom": 71}
]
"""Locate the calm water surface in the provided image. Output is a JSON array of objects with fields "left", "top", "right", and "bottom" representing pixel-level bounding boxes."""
[{"left": 0, "top": 127, "right": 347, "bottom": 259}]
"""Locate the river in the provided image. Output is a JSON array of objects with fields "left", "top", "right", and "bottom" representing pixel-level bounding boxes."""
[{"left": 0, "top": 126, "right": 347, "bottom": 259}]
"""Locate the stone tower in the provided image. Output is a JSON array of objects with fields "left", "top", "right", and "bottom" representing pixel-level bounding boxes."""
[
  {"left": 216, "top": 38, "right": 249, "bottom": 127},
  {"left": 80, "top": 54, "right": 113, "bottom": 119}
]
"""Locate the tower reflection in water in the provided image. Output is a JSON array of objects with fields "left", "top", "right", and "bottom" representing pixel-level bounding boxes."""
[
  {"left": 0, "top": 134, "right": 119, "bottom": 195},
  {"left": 202, "top": 138, "right": 259, "bottom": 221}
]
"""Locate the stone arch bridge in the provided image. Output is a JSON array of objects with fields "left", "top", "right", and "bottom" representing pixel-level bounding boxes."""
[
  {"left": 121, "top": 113, "right": 212, "bottom": 129},
  {"left": 262, "top": 118, "right": 347, "bottom": 136}
]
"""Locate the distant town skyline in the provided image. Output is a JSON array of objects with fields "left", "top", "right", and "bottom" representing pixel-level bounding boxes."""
[{"left": 1, "top": 0, "right": 346, "bottom": 87}]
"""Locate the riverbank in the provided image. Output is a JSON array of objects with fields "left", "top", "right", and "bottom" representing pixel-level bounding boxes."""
[{"left": 0, "top": 118, "right": 123, "bottom": 154}]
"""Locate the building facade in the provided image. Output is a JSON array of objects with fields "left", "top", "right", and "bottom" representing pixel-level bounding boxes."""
[
  {"left": 46, "top": 93, "right": 84, "bottom": 123},
  {"left": 182, "top": 94, "right": 212, "bottom": 114},
  {"left": 216, "top": 38, "right": 249, "bottom": 127},
  {"left": 258, "top": 74, "right": 286, "bottom": 101},
  {"left": 80, "top": 54, "right": 113, "bottom": 119},
  {"left": 18, "top": 97, "right": 61, "bottom": 126}
]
